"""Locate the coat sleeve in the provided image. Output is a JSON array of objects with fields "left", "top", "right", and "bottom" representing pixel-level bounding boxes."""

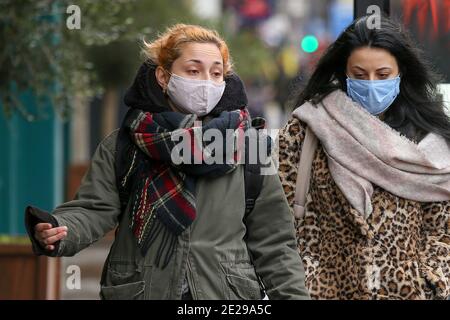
[
  {"left": 24, "top": 130, "right": 122, "bottom": 257},
  {"left": 276, "top": 117, "right": 306, "bottom": 213},
  {"left": 244, "top": 159, "right": 310, "bottom": 300},
  {"left": 419, "top": 200, "right": 450, "bottom": 299}
]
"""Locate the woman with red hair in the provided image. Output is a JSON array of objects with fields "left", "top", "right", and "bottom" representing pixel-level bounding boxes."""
[{"left": 25, "top": 24, "right": 309, "bottom": 300}]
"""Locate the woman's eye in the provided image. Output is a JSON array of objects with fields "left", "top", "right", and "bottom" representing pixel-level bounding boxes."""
[
  {"left": 379, "top": 74, "right": 389, "bottom": 79},
  {"left": 188, "top": 70, "right": 199, "bottom": 75},
  {"left": 213, "top": 72, "right": 223, "bottom": 77}
]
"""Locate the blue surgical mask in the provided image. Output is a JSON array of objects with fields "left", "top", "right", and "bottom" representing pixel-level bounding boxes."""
[{"left": 346, "top": 76, "right": 401, "bottom": 115}]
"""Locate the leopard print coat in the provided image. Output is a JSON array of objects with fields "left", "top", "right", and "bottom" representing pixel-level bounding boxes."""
[{"left": 278, "top": 117, "right": 450, "bottom": 300}]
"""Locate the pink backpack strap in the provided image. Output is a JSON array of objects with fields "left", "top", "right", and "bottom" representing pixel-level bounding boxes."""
[{"left": 293, "top": 126, "right": 318, "bottom": 219}]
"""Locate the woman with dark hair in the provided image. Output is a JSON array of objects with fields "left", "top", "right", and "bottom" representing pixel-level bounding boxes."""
[{"left": 278, "top": 16, "right": 450, "bottom": 299}]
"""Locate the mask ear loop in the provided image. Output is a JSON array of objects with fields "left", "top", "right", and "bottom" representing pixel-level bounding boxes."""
[{"left": 162, "top": 68, "right": 172, "bottom": 95}]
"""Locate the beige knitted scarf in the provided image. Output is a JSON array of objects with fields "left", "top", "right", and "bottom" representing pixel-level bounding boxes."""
[{"left": 292, "top": 90, "right": 450, "bottom": 218}]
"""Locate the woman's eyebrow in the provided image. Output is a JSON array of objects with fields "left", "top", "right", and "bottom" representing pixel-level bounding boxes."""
[
  {"left": 351, "top": 65, "right": 393, "bottom": 72},
  {"left": 186, "top": 59, "right": 223, "bottom": 66},
  {"left": 376, "top": 67, "right": 392, "bottom": 71},
  {"left": 186, "top": 59, "right": 203, "bottom": 64},
  {"left": 352, "top": 66, "right": 366, "bottom": 72}
]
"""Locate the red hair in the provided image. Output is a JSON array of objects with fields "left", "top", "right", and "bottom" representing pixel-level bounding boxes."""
[{"left": 143, "top": 24, "right": 232, "bottom": 75}]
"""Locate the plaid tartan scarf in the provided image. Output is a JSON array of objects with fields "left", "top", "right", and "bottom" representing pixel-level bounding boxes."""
[{"left": 121, "top": 108, "right": 250, "bottom": 267}]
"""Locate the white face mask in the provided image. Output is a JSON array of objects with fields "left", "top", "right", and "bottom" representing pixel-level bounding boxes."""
[{"left": 166, "top": 73, "right": 226, "bottom": 116}]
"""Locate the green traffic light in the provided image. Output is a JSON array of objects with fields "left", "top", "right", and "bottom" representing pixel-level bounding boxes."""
[{"left": 301, "top": 35, "right": 319, "bottom": 53}]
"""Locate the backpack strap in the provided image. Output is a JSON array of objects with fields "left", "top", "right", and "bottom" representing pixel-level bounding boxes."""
[
  {"left": 244, "top": 162, "right": 264, "bottom": 216},
  {"left": 243, "top": 116, "right": 267, "bottom": 216},
  {"left": 293, "top": 126, "right": 318, "bottom": 220}
]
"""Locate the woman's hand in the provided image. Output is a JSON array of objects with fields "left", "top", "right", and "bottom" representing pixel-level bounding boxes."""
[{"left": 34, "top": 223, "right": 68, "bottom": 251}]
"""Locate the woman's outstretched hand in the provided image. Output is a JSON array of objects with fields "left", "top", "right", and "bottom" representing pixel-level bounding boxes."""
[{"left": 34, "top": 223, "right": 68, "bottom": 251}]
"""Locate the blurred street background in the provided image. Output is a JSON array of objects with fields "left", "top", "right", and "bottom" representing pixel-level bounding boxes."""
[{"left": 0, "top": 0, "right": 449, "bottom": 299}]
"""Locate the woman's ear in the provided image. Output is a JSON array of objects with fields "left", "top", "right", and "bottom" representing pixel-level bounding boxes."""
[{"left": 155, "top": 66, "right": 169, "bottom": 92}]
